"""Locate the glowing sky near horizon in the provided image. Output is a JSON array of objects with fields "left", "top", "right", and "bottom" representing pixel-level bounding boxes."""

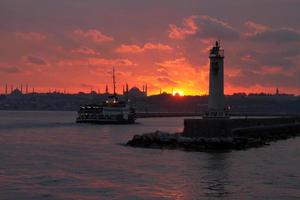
[{"left": 0, "top": 0, "right": 300, "bottom": 95}]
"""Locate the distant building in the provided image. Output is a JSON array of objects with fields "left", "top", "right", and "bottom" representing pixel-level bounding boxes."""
[
  {"left": 276, "top": 88, "right": 279, "bottom": 96},
  {"left": 124, "top": 87, "right": 147, "bottom": 99},
  {"left": 10, "top": 89, "right": 22, "bottom": 96}
]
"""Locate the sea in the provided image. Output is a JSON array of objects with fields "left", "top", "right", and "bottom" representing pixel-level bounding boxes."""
[{"left": 0, "top": 111, "right": 299, "bottom": 200}]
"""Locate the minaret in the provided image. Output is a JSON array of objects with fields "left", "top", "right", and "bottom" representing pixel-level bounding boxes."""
[
  {"left": 207, "top": 41, "right": 226, "bottom": 117},
  {"left": 112, "top": 67, "right": 116, "bottom": 95},
  {"left": 145, "top": 84, "right": 148, "bottom": 96},
  {"left": 125, "top": 82, "right": 129, "bottom": 101},
  {"left": 5, "top": 84, "right": 7, "bottom": 95},
  {"left": 105, "top": 84, "right": 108, "bottom": 94}
]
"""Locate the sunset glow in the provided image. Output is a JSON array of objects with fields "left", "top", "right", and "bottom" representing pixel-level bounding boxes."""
[
  {"left": 172, "top": 90, "right": 184, "bottom": 96},
  {"left": 0, "top": 2, "right": 300, "bottom": 200},
  {"left": 0, "top": 1, "right": 299, "bottom": 95}
]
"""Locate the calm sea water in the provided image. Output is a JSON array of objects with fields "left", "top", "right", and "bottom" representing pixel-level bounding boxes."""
[{"left": 0, "top": 111, "right": 299, "bottom": 200}]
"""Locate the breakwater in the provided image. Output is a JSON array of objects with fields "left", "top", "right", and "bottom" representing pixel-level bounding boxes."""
[
  {"left": 183, "top": 116, "right": 300, "bottom": 138},
  {"left": 135, "top": 113, "right": 298, "bottom": 118},
  {"left": 136, "top": 112, "right": 201, "bottom": 118},
  {"left": 127, "top": 116, "right": 300, "bottom": 151}
]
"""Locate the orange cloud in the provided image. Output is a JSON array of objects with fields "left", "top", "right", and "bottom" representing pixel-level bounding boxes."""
[
  {"left": 88, "top": 58, "right": 135, "bottom": 66},
  {"left": 241, "top": 54, "right": 256, "bottom": 62},
  {"left": 157, "top": 77, "right": 177, "bottom": 86},
  {"left": 116, "top": 44, "right": 144, "bottom": 53},
  {"left": 72, "top": 29, "right": 113, "bottom": 43},
  {"left": 245, "top": 21, "right": 269, "bottom": 34},
  {"left": 71, "top": 46, "right": 100, "bottom": 55},
  {"left": 169, "top": 16, "right": 198, "bottom": 39},
  {"left": 58, "top": 57, "right": 135, "bottom": 67},
  {"left": 169, "top": 15, "right": 239, "bottom": 40},
  {"left": 116, "top": 43, "right": 172, "bottom": 53}
]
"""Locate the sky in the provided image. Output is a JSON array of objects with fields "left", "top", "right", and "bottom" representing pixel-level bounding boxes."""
[{"left": 0, "top": 0, "right": 300, "bottom": 95}]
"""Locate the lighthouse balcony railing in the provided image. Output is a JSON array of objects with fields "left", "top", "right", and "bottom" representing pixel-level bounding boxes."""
[{"left": 209, "top": 49, "right": 224, "bottom": 58}]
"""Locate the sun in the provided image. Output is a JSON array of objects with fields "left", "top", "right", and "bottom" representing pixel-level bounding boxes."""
[{"left": 172, "top": 90, "right": 184, "bottom": 96}]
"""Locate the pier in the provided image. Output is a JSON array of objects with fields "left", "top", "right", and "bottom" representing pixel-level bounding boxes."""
[
  {"left": 136, "top": 112, "right": 201, "bottom": 118},
  {"left": 183, "top": 116, "right": 300, "bottom": 138}
]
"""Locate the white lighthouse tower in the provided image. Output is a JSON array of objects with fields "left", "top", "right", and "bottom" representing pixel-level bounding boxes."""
[{"left": 205, "top": 41, "right": 228, "bottom": 118}]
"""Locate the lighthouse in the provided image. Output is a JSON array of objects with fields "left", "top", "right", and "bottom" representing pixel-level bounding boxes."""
[{"left": 206, "top": 41, "right": 228, "bottom": 118}]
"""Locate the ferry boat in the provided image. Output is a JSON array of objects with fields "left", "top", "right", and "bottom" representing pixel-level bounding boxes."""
[{"left": 76, "top": 68, "right": 136, "bottom": 124}]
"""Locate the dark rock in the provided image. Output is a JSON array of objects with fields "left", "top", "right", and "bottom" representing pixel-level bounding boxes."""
[{"left": 126, "top": 130, "right": 300, "bottom": 151}]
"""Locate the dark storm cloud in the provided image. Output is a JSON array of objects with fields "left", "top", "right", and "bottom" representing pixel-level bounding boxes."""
[
  {"left": 227, "top": 69, "right": 300, "bottom": 88},
  {"left": 26, "top": 56, "right": 47, "bottom": 65},
  {"left": 194, "top": 16, "right": 240, "bottom": 40},
  {"left": 0, "top": 66, "right": 22, "bottom": 74},
  {"left": 248, "top": 29, "right": 300, "bottom": 43},
  {"left": 282, "top": 45, "right": 300, "bottom": 57},
  {"left": 169, "top": 15, "right": 239, "bottom": 41},
  {"left": 238, "top": 50, "right": 295, "bottom": 69}
]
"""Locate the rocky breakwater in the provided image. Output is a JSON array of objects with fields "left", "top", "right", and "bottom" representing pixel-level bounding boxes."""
[{"left": 127, "top": 127, "right": 300, "bottom": 151}]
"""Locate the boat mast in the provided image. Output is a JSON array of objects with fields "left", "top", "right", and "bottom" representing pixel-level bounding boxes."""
[{"left": 113, "top": 67, "right": 116, "bottom": 96}]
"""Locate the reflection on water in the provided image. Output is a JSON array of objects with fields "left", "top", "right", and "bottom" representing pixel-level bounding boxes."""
[
  {"left": 203, "top": 153, "right": 230, "bottom": 198},
  {"left": 0, "top": 111, "right": 300, "bottom": 200}
]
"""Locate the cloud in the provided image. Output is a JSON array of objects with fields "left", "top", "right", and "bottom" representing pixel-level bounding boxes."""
[
  {"left": 116, "top": 44, "right": 144, "bottom": 53},
  {"left": 88, "top": 58, "right": 135, "bottom": 66},
  {"left": 238, "top": 50, "right": 295, "bottom": 69},
  {"left": 72, "top": 29, "right": 113, "bottom": 43},
  {"left": 1, "top": 2, "right": 300, "bottom": 95},
  {"left": 155, "top": 57, "right": 208, "bottom": 94},
  {"left": 169, "top": 15, "right": 239, "bottom": 40},
  {"left": 282, "top": 45, "right": 300, "bottom": 57},
  {"left": 0, "top": 66, "right": 22, "bottom": 74},
  {"left": 156, "top": 57, "right": 187, "bottom": 69},
  {"left": 116, "top": 43, "right": 172, "bottom": 53},
  {"left": 249, "top": 29, "right": 300, "bottom": 43},
  {"left": 227, "top": 69, "right": 300, "bottom": 88},
  {"left": 157, "top": 77, "right": 177, "bottom": 86},
  {"left": 15, "top": 32, "right": 46, "bottom": 41},
  {"left": 25, "top": 56, "right": 47, "bottom": 65},
  {"left": 244, "top": 21, "right": 269, "bottom": 34},
  {"left": 156, "top": 68, "right": 169, "bottom": 76},
  {"left": 245, "top": 22, "right": 300, "bottom": 43},
  {"left": 71, "top": 46, "right": 99, "bottom": 55},
  {"left": 169, "top": 16, "right": 198, "bottom": 39},
  {"left": 59, "top": 57, "right": 135, "bottom": 67}
]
